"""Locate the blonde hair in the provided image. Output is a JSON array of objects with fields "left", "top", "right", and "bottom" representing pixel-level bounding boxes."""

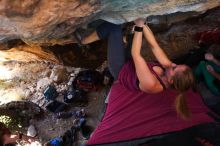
[{"left": 172, "top": 66, "right": 195, "bottom": 119}]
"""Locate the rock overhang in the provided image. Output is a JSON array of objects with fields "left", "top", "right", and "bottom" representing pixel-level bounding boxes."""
[{"left": 0, "top": 0, "right": 219, "bottom": 45}]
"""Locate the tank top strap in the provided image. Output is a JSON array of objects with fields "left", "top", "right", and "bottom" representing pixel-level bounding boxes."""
[{"left": 147, "top": 62, "right": 166, "bottom": 90}]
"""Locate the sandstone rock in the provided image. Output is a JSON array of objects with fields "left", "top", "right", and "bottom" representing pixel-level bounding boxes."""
[
  {"left": 70, "top": 73, "right": 76, "bottom": 77},
  {"left": 67, "top": 77, "right": 75, "bottom": 86},
  {"left": 27, "top": 125, "right": 37, "bottom": 137},
  {"left": 25, "top": 90, "right": 31, "bottom": 98},
  {"left": 0, "top": 45, "right": 59, "bottom": 63},
  {"left": 29, "top": 141, "right": 42, "bottom": 146},
  {"left": 36, "top": 77, "right": 52, "bottom": 91},
  {"left": 0, "top": 43, "right": 8, "bottom": 50},
  {"left": 0, "top": 101, "right": 42, "bottom": 119},
  {"left": 61, "top": 85, "right": 67, "bottom": 91},
  {"left": 38, "top": 99, "right": 46, "bottom": 107},
  {"left": 66, "top": 67, "right": 76, "bottom": 73},
  {"left": 0, "top": 0, "right": 219, "bottom": 45},
  {"left": 41, "top": 70, "right": 51, "bottom": 78},
  {"left": 29, "top": 86, "right": 35, "bottom": 93},
  {"left": 0, "top": 89, "right": 24, "bottom": 105},
  {"left": 50, "top": 66, "right": 68, "bottom": 83}
]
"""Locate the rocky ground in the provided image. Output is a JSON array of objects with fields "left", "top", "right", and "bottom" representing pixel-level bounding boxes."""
[{"left": 0, "top": 49, "right": 108, "bottom": 145}]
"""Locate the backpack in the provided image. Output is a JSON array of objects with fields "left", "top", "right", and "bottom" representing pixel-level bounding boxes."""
[
  {"left": 45, "top": 100, "right": 67, "bottom": 113},
  {"left": 43, "top": 85, "right": 58, "bottom": 101},
  {"left": 63, "top": 87, "right": 86, "bottom": 104},
  {"left": 74, "top": 70, "right": 102, "bottom": 91}
]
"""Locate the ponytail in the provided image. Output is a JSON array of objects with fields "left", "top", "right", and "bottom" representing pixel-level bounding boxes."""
[
  {"left": 175, "top": 92, "right": 191, "bottom": 119},
  {"left": 171, "top": 66, "right": 195, "bottom": 120}
]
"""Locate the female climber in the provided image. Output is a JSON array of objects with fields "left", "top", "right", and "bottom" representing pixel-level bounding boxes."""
[
  {"left": 79, "top": 18, "right": 214, "bottom": 145},
  {"left": 78, "top": 18, "right": 195, "bottom": 119}
]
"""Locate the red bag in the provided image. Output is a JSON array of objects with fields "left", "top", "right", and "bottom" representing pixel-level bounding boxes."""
[{"left": 74, "top": 70, "right": 102, "bottom": 91}]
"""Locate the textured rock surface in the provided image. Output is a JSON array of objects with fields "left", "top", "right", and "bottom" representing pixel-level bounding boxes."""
[
  {"left": 142, "top": 7, "right": 220, "bottom": 60},
  {"left": 0, "top": 101, "right": 41, "bottom": 119},
  {"left": 0, "top": 0, "right": 219, "bottom": 45},
  {"left": 45, "top": 8, "right": 220, "bottom": 68},
  {"left": 0, "top": 44, "right": 59, "bottom": 63}
]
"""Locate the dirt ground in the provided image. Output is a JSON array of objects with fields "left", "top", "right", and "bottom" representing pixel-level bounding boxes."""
[
  {"left": 0, "top": 54, "right": 108, "bottom": 145},
  {"left": 31, "top": 88, "right": 108, "bottom": 145}
]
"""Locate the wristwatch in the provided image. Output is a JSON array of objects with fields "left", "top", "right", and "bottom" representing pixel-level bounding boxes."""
[{"left": 134, "top": 26, "right": 143, "bottom": 32}]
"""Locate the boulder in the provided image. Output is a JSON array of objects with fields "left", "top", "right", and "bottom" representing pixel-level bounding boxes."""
[
  {"left": 50, "top": 66, "right": 68, "bottom": 83},
  {"left": 36, "top": 77, "right": 53, "bottom": 91},
  {"left": 0, "top": 0, "right": 219, "bottom": 45}
]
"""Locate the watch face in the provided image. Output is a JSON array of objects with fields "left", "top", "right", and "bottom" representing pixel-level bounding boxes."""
[{"left": 134, "top": 26, "right": 143, "bottom": 32}]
